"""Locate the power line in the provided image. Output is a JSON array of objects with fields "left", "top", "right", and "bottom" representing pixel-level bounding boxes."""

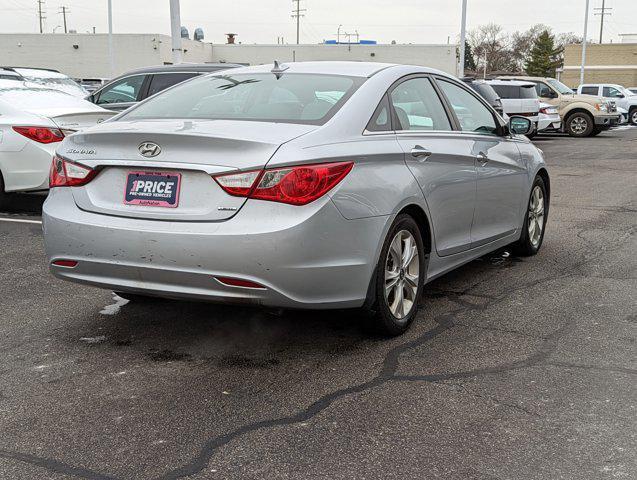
[
  {"left": 593, "top": 0, "right": 612, "bottom": 44},
  {"left": 291, "top": 0, "right": 306, "bottom": 45},
  {"left": 59, "top": 5, "right": 69, "bottom": 33},
  {"left": 36, "top": 0, "right": 46, "bottom": 33}
]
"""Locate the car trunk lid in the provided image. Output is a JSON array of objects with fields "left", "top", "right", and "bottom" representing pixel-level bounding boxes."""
[{"left": 64, "top": 119, "right": 316, "bottom": 221}]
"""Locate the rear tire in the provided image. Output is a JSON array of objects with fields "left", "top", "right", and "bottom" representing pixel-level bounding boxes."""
[
  {"left": 566, "top": 112, "right": 594, "bottom": 137},
  {"left": 511, "top": 175, "right": 548, "bottom": 257},
  {"left": 367, "top": 214, "right": 425, "bottom": 336},
  {"left": 629, "top": 107, "right": 637, "bottom": 126}
]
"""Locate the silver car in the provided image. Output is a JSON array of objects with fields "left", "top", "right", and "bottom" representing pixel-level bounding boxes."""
[{"left": 43, "top": 61, "right": 549, "bottom": 336}]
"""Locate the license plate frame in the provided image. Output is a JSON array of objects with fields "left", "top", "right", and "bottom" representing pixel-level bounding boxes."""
[{"left": 123, "top": 171, "right": 181, "bottom": 208}]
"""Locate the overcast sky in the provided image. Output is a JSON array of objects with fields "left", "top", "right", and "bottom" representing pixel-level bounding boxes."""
[{"left": 2, "top": 0, "right": 637, "bottom": 45}]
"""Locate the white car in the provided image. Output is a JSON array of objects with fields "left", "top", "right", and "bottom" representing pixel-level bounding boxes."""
[
  {"left": 537, "top": 102, "right": 561, "bottom": 132},
  {"left": 486, "top": 80, "right": 540, "bottom": 136},
  {"left": 0, "top": 81, "right": 115, "bottom": 204},
  {"left": 577, "top": 83, "right": 637, "bottom": 125},
  {"left": 3, "top": 67, "right": 89, "bottom": 98}
]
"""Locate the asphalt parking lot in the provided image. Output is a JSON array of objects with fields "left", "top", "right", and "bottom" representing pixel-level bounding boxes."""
[{"left": 1, "top": 127, "right": 635, "bottom": 480}]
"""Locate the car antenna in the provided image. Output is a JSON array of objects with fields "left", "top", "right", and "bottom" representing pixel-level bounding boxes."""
[{"left": 271, "top": 60, "right": 289, "bottom": 79}]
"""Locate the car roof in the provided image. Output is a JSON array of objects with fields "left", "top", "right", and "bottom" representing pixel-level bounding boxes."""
[
  {"left": 486, "top": 79, "right": 536, "bottom": 87},
  {"left": 113, "top": 63, "right": 242, "bottom": 77},
  {"left": 498, "top": 75, "right": 547, "bottom": 82},
  {"left": 3, "top": 67, "right": 68, "bottom": 78},
  {"left": 224, "top": 61, "right": 403, "bottom": 78}
]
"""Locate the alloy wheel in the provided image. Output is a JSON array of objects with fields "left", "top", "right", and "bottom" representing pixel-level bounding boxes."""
[
  {"left": 528, "top": 185, "right": 545, "bottom": 247},
  {"left": 631, "top": 110, "right": 637, "bottom": 125},
  {"left": 570, "top": 116, "right": 587, "bottom": 135},
  {"left": 384, "top": 230, "right": 420, "bottom": 319}
]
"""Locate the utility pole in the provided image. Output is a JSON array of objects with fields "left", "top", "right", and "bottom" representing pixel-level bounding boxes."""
[
  {"left": 581, "top": 0, "right": 590, "bottom": 85},
  {"left": 594, "top": 0, "right": 612, "bottom": 44},
  {"left": 59, "top": 6, "right": 69, "bottom": 33},
  {"left": 291, "top": 0, "right": 305, "bottom": 45},
  {"left": 459, "top": 0, "right": 468, "bottom": 77},
  {"left": 169, "top": 0, "right": 183, "bottom": 63},
  {"left": 37, "top": 0, "right": 46, "bottom": 33}
]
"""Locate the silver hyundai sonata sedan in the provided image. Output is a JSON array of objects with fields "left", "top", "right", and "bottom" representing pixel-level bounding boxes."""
[{"left": 43, "top": 61, "right": 549, "bottom": 335}]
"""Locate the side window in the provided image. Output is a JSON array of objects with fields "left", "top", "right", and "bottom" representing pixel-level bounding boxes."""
[
  {"left": 147, "top": 72, "right": 199, "bottom": 97},
  {"left": 603, "top": 86, "right": 623, "bottom": 98},
  {"left": 366, "top": 95, "right": 392, "bottom": 132},
  {"left": 96, "top": 75, "right": 146, "bottom": 105},
  {"left": 389, "top": 77, "right": 451, "bottom": 131},
  {"left": 537, "top": 83, "right": 553, "bottom": 97},
  {"left": 437, "top": 79, "right": 498, "bottom": 135},
  {"left": 580, "top": 86, "right": 599, "bottom": 96}
]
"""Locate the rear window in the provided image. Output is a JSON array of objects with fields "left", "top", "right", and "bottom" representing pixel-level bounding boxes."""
[
  {"left": 580, "top": 86, "right": 598, "bottom": 96},
  {"left": 471, "top": 83, "right": 500, "bottom": 104},
  {"left": 490, "top": 84, "right": 537, "bottom": 99},
  {"left": 123, "top": 73, "right": 363, "bottom": 125}
]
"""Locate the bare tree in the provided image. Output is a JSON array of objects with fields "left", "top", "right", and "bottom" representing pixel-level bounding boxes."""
[{"left": 468, "top": 23, "right": 516, "bottom": 75}]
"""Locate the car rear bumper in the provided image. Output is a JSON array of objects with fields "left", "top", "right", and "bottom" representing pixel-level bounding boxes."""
[
  {"left": 43, "top": 188, "right": 387, "bottom": 309},
  {"left": 0, "top": 141, "right": 54, "bottom": 192}
]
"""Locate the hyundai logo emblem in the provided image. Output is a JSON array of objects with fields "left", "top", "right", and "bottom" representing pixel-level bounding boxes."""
[{"left": 138, "top": 142, "right": 161, "bottom": 158}]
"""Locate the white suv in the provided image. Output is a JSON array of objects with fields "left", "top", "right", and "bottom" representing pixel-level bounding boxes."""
[
  {"left": 486, "top": 80, "right": 540, "bottom": 136},
  {"left": 578, "top": 84, "right": 637, "bottom": 125}
]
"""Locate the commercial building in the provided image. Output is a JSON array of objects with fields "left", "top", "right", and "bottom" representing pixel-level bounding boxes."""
[
  {"left": 560, "top": 42, "right": 637, "bottom": 88},
  {"left": 0, "top": 33, "right": 459, "bottom": 80}
]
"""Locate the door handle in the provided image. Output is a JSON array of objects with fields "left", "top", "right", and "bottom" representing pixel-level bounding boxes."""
[
  {"left": 411, "top": 145, "right": 432, "bottom": 160},
  {"left": 476, "top": 152, "right": 489, "bottom": 164}
]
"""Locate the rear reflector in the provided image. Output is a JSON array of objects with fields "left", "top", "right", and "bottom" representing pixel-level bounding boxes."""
[
  {"left": 215, "top": 276, "right": 266, "bottom": 289},
  {"left": 52, "top": 259, "right": 78, "bottom": 268}
]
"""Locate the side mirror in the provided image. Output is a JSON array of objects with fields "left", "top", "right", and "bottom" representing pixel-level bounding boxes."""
[
  {"left": 509, "top": 116, "right": 533, "bottom": 135},
  {"left": 616, "top": 94, "right": 625, "bottom": 99},
  {"left": 541, "top": 89, "right": 556, "bottom": 99}
]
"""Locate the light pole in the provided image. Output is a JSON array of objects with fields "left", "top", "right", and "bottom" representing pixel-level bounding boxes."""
[
  {"left": 458, "top": 0, "right": 467, "bottom": 77},
  {"left": 108, "top": 0, "right": 114, "bottom": 78},
  {"left": 580, "top": 0, "right": 590, "bottom": 85},
  {"left": 169, "top": 0, "right": 183, "bottom": 64}
]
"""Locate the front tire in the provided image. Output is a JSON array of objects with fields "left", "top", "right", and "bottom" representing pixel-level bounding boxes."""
[
  {"left": 629, "top": 107, "right": 637, "bottom": 126},
  {"left": 368, "top": 214, "right": 425, "bottom": 336},
  {"left": 511, "top": 175, "right": 548, "bottom": 257},
  {"left": 566, "top": 112, "right": 594, "bottom": 137}
]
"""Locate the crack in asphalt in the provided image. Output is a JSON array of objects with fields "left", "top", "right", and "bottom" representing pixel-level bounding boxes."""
[{"left": 2, "top": 214, "right": 635, "bottom": 479}]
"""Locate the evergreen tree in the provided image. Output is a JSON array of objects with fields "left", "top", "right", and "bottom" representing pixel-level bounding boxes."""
[
  {"left": 525, "top": 30, "right": 563, "bottom": 77},
  {"left": 464, "top": 41, "right": 477, "bottom": 72}
]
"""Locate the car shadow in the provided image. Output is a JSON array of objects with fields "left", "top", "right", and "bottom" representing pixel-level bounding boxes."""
[
  {"left": 0, "top": 192, "right": 47, "bottom": 216},
  {"left": 64, "top": 247, "right": 519, "bottom": 366}
]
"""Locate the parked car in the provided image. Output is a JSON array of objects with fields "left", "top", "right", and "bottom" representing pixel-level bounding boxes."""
[
  {"left": 499, "top": 75, "right": 619, "bottom": 137},
  {"left": 2, "top": 67, "right": 88, "bottom": 98},
  {"left": 486, "top": 80, "right": 539, "bottom": 136},
  {"left": 76, "top": 78, "right": 110, "bottom": 94},
  {"left": 43, "top": 61, "right": 549, "bottom": 336},
  {"left": 577, "top": 84, "right": 637, "bottom": 125},
  {"left": 0, "top": 80, "right": 115, "bottom": 205},
  {"left": 537, "top": 103, "right": 561, "bottom": 133},
  {"left": 0, "top": 68, "right": 23, "bottom": 81},
  {"left": 461, "top": 78, "right": 505, "bottom": 118},
  {"left": 86, "top": 63, "right": 240, "bottom": 111}
]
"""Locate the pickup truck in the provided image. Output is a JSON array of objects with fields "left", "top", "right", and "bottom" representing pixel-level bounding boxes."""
[
  {"left": 498, "top": 76, "right": 619, "bottom": 137},
  {"left": 577, "top": 84, "right": 637, "bottom": 125}
]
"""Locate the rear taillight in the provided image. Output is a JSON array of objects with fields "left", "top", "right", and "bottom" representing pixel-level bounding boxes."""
[
  {"left": 49, "top": 155, "right": 96, "bottom": 187},
  {"left": 213, "top": 162, "right": 353, "bottom": 206},
  {"left": 13, "top": 126, "right": 64, "bottom": 144}
]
